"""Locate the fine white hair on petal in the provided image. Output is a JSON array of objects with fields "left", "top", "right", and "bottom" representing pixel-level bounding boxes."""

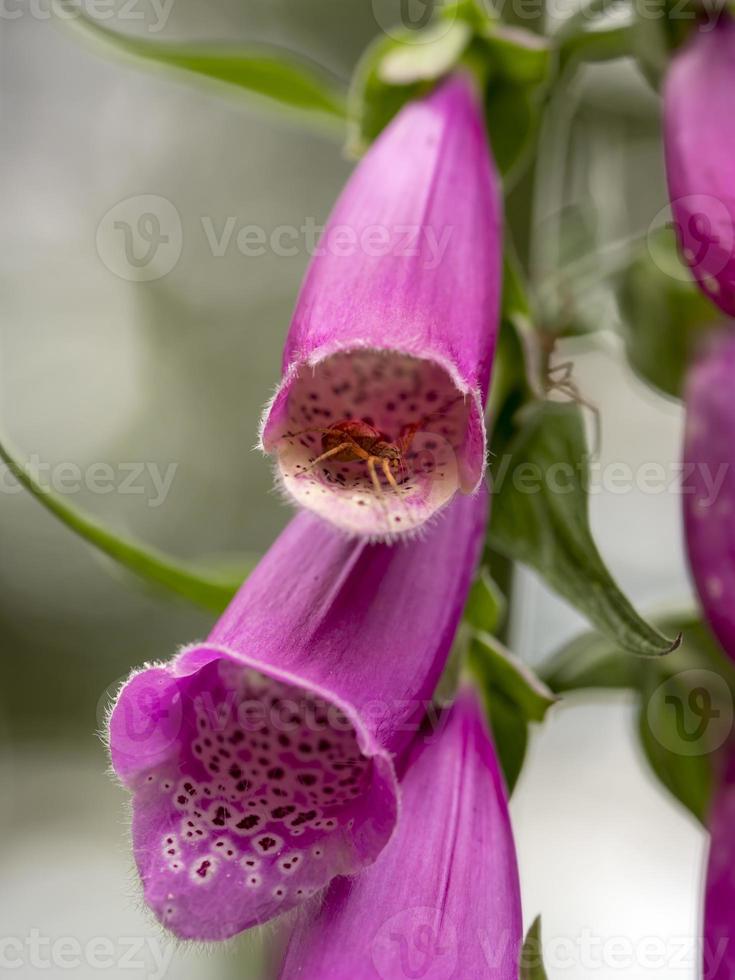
[{"left": 263, "top": 348, "right": 482, "bottom": 539}]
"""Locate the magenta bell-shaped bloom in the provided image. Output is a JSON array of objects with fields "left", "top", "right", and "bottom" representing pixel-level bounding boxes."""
[
  {"left": 683, "top": 335, "right": 735, "bottom": 977},
  {"left": 664, "top": 16, "right": 735, "bottom": 317},
  {"left": 278, "top": 687, "right": 522, "bottom": 980},
  {"left": 683, "top": 331, "right": 735, "bottom": 656},
  {"left": 703, "top": 749, "right": 735, "bottom": 979},
  {"left": 260, "top": 73, "right": 502, "bottom": 539},
  {"left": 107, "top": 491, "right": 487, "bottom": 940}
]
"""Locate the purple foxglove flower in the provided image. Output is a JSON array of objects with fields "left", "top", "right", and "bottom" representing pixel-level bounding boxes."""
[
  {"left": 703, "top": 748, "right": 735, "bottom": 979},
  {"left": 107, "top": 490, "right": 487, "bottom": 941},
  {"left": 260, "top": 73, "right": 502, "bottom": 539},
  {"left": 278, "top": 686, "right": 522, "bottom": 980},
  {"left": 664, "top": 16, "right": 735, "bottom": 317},
  {"left": 683, "top": 331, "right": 735, "bottom": 657}
]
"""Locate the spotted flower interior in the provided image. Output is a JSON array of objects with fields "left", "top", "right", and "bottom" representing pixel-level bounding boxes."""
[
  {"left": 266, "top": 350, "right": 479, "bottom": 537},
  {"left": 126, "top": 657, "right": 395, "bottom": 940}
]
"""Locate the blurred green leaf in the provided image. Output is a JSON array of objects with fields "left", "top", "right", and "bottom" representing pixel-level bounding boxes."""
[
  {"left": 637, "top": 671, "right": 715, "bottom": 824},
  {"left": 347, "top": 32, "right": 427, "bottom": 154},
  {"left": 481, "top": 25, "right": 552, "bottom": 85},
  {"left": 64, "top": 9, "right": 347, "bottom": 126},
  {"left": 486, "top": 81, "right": 538, "bottom": 179},
  {"left": 377, "top": 20, "right": 471, "bottom": 86},
  {"left": 617, "top": 229, "right": 722, "bottom": 400},
  {"left": 487, "top": 401, "right": 681, "bottom": 657},
  {"left": 542, "top": 630, "right": 642, "bottom": 693},
  {"left": 559, "top": 23, "right": 634, "bottom": 72},
  {"left": 542, "top": 612, "right": 735, "bottom": 822},
  {"left": 520, "top": 917, "right": 549, "bottom": 980},
  {"left": 0, "top": 433, "right": 256, "bottom": 613},
  {"left": 639, "top": 615, "right": 735, "bottom": 822},
  {"left": 631, "top": 6, "right": 673, "bottom": 89},
  {"left": 464, "top": 568, "right": 507, "bottom": 634}
]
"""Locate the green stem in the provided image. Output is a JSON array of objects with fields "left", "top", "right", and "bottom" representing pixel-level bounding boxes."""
[{"left": 0, "top": 434, "right": 256, "bottom": 613}]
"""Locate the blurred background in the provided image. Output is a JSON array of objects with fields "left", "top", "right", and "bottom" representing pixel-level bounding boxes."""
[{"left": 0, "top": 1, "right": 705, "bottom": 976}]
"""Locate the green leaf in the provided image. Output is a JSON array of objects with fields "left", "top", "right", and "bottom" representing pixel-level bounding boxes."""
[
  {"left": 464, "top": 568, "right": 507, "bottom": 635},
  {"left": 0, "top": 433, "right": 256, "bottom": 613},
  {"left": 63, "top": 9, "right": 347, "bottom": 126},
  {"left": 468, "top": 634, "right": 556, "bottom": 792},
  {"left": 487, "top": 401, "right": 681, "bottom": 657},
  {"left": 486, "top": 81, "right": 538, "bottom": 179},
  {"left": 617, "top": 229, "right": 722, "bottom": 400},
  {"left": 481, "top": 25, "right": 552, "bottom": 85},
  {"left": 630, "top": 8, "right": 671, "bottom": 90},
  {"left": 520, "top": 917, "right": 549, "bottom": 980},
  {"left": 470, "top": 634, "right": 558, "bottom": 723},
  {"left": 485, "top": 691, "right": 529, "bottom": 795}
]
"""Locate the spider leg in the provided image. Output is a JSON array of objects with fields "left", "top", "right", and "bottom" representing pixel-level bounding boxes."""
[
  {"left": 300, "top": 442, "right": 352, "bottom": 473},
  {"left": 397, "top": 394, "right": 466, "bottom": 455},
  {"left": 381, "top": 458, "right": 402, "bottom": 493},
  {"left": 366, "top": 456, "right": 384, "bottom": 498}
]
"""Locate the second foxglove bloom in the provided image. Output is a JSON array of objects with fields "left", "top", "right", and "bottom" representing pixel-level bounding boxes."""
[
  {"left": 107, "top": 492, "right": 487, "bottom": 940},
  {"left": 261, "top": 74, "right": 502, "bottom": 538},
  {"left": 683, "top": 331, "right": 735, "bottom": 654},
  {"left": 683, "top": 331, "right": 735, "bottom": 978}
]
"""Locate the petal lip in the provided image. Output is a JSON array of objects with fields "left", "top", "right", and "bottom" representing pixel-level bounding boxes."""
[
  {"left": 108, "top": 491, "right": 487, "bottom": 941},
  {"left": 110, "top": 646, "right": 399, "bottom": 941}
]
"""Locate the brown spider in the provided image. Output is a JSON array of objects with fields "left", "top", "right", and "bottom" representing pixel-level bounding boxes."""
[{"left": 285, "top": 418, "right": 426, "bottom": 496}]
